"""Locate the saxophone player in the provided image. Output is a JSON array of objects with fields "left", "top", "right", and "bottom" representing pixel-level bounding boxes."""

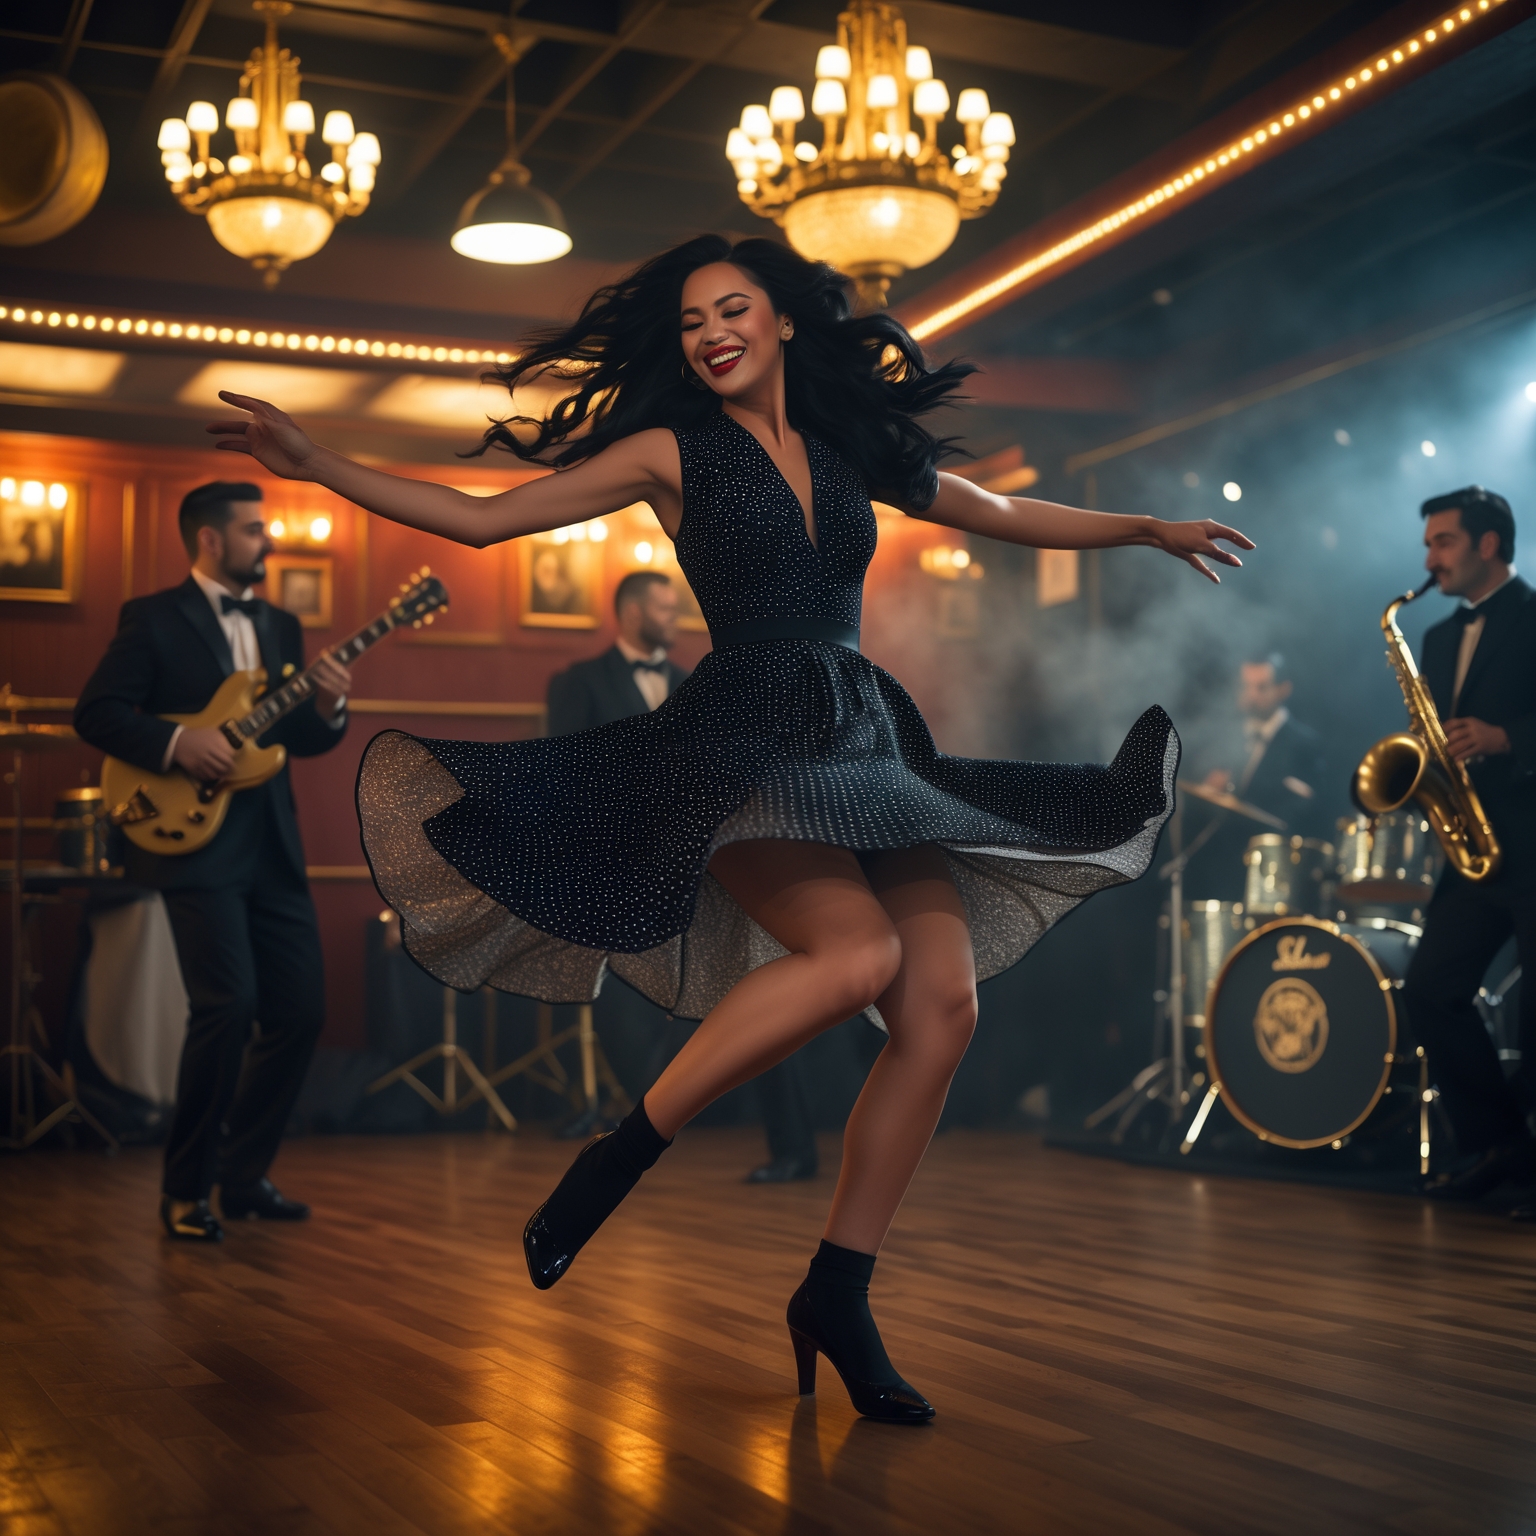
[{"left": 1402, "top": 488, "right": 1536, "bottom": 1209}]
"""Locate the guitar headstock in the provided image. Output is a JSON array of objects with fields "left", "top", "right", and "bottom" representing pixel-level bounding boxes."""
[{"left": 391, "top": 568, "right": 450, "bottom": 629}]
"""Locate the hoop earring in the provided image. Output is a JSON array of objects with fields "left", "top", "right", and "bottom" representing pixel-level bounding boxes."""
[{"left": 681, "top": 361, "right": 708, "bottom": 391}]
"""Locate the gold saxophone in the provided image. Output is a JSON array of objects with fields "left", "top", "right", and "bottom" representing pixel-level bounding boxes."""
[{"left": 1352, "top": 576, "right": 1501, "bottom": 882}]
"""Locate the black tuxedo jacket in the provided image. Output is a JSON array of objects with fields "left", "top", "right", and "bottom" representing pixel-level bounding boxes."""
[
  {"left": 546, "top": 645, "right": 689, "bottom": 736},
  {"left": 1243, "top": 715, "right": 1334, "bottom": 841},
  {"left": 74, "top": 577, "right": 347, "bottom": 891},
  {"left": 1421, "top": 575, "right": 1536, "bottom": 888}
]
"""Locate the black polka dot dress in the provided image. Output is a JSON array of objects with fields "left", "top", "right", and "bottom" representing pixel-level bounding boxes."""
[{"left": 357, "top": 411, "right": 1179, "bottom": 1023}]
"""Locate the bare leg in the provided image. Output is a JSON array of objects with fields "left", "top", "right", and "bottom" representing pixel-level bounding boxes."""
[
  {"left": 823, "top": 845, "right": 977, "bottom": 1255},
  {"left": 643, "top": 839, "right": 902, "bottom": 1139}
]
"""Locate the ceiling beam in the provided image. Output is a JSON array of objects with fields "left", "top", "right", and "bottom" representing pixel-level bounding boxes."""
[
  {"left": 55, "top": 0, "right": 94, "bottom": 75},
  {"left": 138, "top": 0, "right": 215, "bottom": 130},
  {"left": 558, "top": 0, "right": 775, "bottom": 197}
]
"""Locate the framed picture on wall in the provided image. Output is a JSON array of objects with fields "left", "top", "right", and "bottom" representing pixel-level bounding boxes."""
[
  {"left": 519, "top": 532, "right": 601, "bottom": 629},
  {"left": 0, "top": 475, "right": 83, "bottom": 603},
  {"left": 265, "top": 554, "right": 333, "bottom": 629}
]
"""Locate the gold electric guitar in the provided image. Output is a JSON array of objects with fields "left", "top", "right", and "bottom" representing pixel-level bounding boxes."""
[{"left": 103, "top": 570, "right": 448, "bottom": 855}]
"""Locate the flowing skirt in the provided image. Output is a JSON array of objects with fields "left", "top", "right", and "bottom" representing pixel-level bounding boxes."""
[{"left": 357, "top": 640, "right": 1178, "bottom": 1025}]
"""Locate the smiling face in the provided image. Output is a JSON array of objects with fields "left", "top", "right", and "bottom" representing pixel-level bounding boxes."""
[{"left": 679, "top": 262, "right": 789, "bottom": 401}]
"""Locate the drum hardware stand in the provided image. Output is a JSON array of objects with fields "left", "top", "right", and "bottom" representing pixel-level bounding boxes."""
[
  {"left": 3, "top": 708, "right": 118, "bottom": 1153},
  {"left": 364, "top": 986, "right": 517, "bottom": 1131},
  {"left": 366, "top": 989, "right": 630, "bottom": 1133},
  {"left": 1086, "top": 802, "right": 1222, "bottom": 1143}
]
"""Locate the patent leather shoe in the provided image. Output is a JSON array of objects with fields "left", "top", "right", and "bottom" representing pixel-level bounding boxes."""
[
  {"left": 1421, "top": 1137, "right": 1536, "bottom": 1202},
  {"left": 160, "top": 1196, "right": 223, "bottom": 1243},
  {"left": 746, "top": 1155, "right": 818, "bottom": 1184},
  {"left": 523, "top": 1205, "right": 569, "bottom": 1290},
  {"left": 785, "top": 1282, "right": 934, "bottom": 1423},
  {"left": 220, "top": 1179, "right": 310, "bottom": 1221}
]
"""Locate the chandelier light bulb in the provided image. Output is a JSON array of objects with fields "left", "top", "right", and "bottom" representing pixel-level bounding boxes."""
[
  {"left": 980, "top": 112, "right": 1015, "bottom": 147},
  {"left": 186, "top": 100, "right": 219, "bottom": 134},
  {"left": 321, "top": 162, "right": 345, "bottom": 184},
  {"left": 226, "top": 96, "right": 259, "bottom": 130},
  {"left": 321, "top": 111, "right": 355, "bottom": 146},
  {"left": 163, "top": 156, "right": 191, "bottom": 182},
  {"left": 739, "top": 104, "right": 773, "bottom": 140},
  {"left": 725, "top": 127, "right": 754, "bottom": 160},
  {"left": 795, "top": 141, "right": 818, "bottom": 162},
  {"left": 769, "top": 87, "right": 805, "bottom": 124},
  {"left": 955, "top": 88, "right": 990, "bottom": 124},
  {"left": 282, "top": 100, "right": 315, "bottom": 136},
  {"left": 912, "top": 79, "right": 949, "bottom": 118},
  {"left": 867, "top": 74, "right": 898, "bottom": 110},
  {"left": 347, "top": 132, "right": 381, "bottom": 167},
  {"left": 158, "top": 118, "right": 191, "bottom": 153},
  {"left": 815, "top": 45, "right": 851, "bottom": 80},
  {"left": 905, "top": 47, "right": 933, "bottom": 81},
  {"left": 811, "top": 79, "right": 847, "bottom": 117},
  {"left": 348, "top": 163, "right": 376, "bottom": 193}
]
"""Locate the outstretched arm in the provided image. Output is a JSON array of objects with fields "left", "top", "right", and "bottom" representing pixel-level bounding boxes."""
[
  {"left": 205, "top": 391, "right": 683, "bottom": 547},
  {"left": 901, "top": 471, "right": 1254, "bottom": 584}
]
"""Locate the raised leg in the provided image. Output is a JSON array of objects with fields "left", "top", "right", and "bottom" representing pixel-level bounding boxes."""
[{"left": 642, "top": 839, "right": 902, "bottom": 1139}]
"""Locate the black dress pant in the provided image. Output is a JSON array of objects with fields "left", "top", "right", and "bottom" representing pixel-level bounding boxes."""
[
  {"left": 159, "top": 847, "right": 325, "bottom": 1201},
  {"left": 1403, "top": 872, "right": 1536, "bottom": 1155}
]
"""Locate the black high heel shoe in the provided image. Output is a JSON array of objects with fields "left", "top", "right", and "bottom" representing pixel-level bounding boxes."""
[
  {"left": 523, "top": 1100, "right": 671, "bottom": 1290},
  {"left": 786, "top": 1279, "right": 934, "bottom": 1423}
]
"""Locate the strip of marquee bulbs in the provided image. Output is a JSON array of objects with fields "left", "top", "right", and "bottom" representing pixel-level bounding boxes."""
[
  {"left": 911, "top": 0, "right": 1507, "bottom": 340},
  {"left": 0, "top": 304, "right": 513, "bottom": 366}
]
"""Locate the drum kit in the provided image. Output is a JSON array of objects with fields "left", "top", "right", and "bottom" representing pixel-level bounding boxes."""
[{"left": 1088, "top": 775, "right": 1444, "bottom": 1173}]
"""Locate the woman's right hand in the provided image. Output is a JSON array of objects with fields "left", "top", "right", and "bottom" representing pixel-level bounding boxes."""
[{"left": 205, "top": 391, "right": 321, "bottom": 480}]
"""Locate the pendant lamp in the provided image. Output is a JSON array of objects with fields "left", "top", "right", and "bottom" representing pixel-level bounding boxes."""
[{"left": 452, "top": 69, "right": 570, "bottom": 264}]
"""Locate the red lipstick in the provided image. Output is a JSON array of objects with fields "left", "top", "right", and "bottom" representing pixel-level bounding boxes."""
[{"left": 703, "top": 345, "right": 744, "bottom": 376}]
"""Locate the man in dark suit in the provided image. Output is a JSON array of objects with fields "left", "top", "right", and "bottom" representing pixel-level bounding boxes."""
[
  {"left": 547, "top": 569, "right": 690, "bottom": 734},
  {"left": 75, "top": 483, "right": 351, "bottom": 1241},
  {"left": 547, "top": 572, "right": 819, "bottom": 1180},
  {"left": 1398, "top": 488, "right": 1536, "bottom": 1208},
  {"left": 1185, "top": 654, "right": 1333, "bottom": 901}
]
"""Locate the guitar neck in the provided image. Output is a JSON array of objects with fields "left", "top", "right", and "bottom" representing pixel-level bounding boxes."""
[{"left": 229, "top": 611, "right": 396, "bottom": 741}]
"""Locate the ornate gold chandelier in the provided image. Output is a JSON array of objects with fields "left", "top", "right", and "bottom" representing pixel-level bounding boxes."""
[
  {"left": 727, "top": 0, "right": 1013, "bottom": 308},
  {"left": 157, "top": 1, "right": 380, "bottom": 286}
]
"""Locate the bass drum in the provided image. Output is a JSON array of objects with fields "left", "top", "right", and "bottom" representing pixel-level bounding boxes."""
[{"left": 1205, "top": 916, "right": 1414, "bottom": 1150}]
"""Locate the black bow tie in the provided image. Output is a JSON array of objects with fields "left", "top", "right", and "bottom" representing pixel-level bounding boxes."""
[
  {"left": 631, "top": 658, "right": 668, "bottom": 674},
  {"left": 1448, "top": 604, "right": 1484, "bottom": 628},
  {"left": 220, "top": 595, "right": 263, "bottom": 618}
]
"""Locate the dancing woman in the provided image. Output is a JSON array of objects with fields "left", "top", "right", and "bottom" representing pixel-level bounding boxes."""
[{"left": 209, "top": 235, "right": 1250, "bottom": 1423}]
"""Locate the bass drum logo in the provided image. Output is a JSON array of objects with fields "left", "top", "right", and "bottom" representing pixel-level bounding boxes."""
[{"left": 1253, "top": 977, "right": 1330, "bottom": 1073}]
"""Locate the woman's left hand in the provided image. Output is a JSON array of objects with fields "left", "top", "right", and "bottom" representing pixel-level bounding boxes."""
[{"left": 1155, "top": 519, "right": 1254, "bottom": 582}]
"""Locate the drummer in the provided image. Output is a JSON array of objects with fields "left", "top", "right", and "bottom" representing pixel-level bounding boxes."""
[{"left": 1185, "top": 653, "right": 1332, "bottom": 900}]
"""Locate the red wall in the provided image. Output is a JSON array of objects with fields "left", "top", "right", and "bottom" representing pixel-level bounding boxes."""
[{"left": 1, "top": 428, "right": 975, "bottom": 1048}]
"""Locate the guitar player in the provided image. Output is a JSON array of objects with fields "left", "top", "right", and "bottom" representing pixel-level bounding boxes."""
[{"left": 75, "top": 482, "right": 351, "bottom": 1241}]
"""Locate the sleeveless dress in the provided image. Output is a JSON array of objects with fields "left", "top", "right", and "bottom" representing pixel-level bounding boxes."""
[{"left": 357, "top": 411, "right": 1179, "bottom": 1025}]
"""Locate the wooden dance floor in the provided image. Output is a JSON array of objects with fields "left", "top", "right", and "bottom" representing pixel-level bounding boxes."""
[{"left": 2, "top": 1130, "right": 1533, "bottom": 1535}]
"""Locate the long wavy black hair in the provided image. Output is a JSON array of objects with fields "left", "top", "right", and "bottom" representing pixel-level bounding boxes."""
[{"left": 471, "top": 235, "right": 973, "bottom": 508}]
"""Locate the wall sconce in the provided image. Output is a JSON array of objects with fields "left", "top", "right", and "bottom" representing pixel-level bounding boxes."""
[
  {"left": 920, "top": 544, "right": 983, "bottom": 580},
  {"left": 268, "top": 511, "right": 333, "bottom": 546},
  {"left": 550, "top": 519, "right": 609, "bottom": 545}
]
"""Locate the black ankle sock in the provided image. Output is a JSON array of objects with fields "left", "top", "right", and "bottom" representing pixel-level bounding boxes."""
[
  {"left": 805, "top": 1239, "right": 900, "bottom": 1386},
  {"left": 539, "top": 1099, "right": 672, "bottom": 1251}
]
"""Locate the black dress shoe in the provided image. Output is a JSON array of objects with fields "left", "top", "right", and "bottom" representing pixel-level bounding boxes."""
[
  {"left": 220, "top": 1178, "right": 310, "bottom": 1221},
  {"left": 160, "top": 1196, "right": 223, "bottom": 1242},
  {"left": 747, "top": 1155, "right": 818, "bottom": 1184},
  {"left": 1422, "top": 1137, "right": 1536, "bottom": 1202}
]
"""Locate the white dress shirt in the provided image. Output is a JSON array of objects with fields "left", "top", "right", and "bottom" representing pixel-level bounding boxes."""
[
  {"left": 161, "top": 570, "right": 343, "bottom": 770},
  {"left": 616, "top": 637, "right": 670, "bottom": 712},
  {"left": 1452, "top": 568, "right": 1517, "bottom": 712}
]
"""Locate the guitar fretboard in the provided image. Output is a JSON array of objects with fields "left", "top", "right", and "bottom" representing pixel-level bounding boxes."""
[{"left": 233, "top": 613, "right": 396, "bottom": 740}]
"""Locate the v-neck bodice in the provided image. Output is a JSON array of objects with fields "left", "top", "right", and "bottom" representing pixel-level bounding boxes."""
[{"left": 671, "top": 411, "right": 876, "bottom": 635}]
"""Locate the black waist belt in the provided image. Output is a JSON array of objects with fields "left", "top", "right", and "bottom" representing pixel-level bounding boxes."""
[{"left": 709, "top": 617, "right": 860, "bottom": 651}]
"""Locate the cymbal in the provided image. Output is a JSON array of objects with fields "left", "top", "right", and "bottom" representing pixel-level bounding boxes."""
[
  {"left": 0, "top": 724, "right": 79, "bottom": 751},
  {"left": 1177, "top": 778, "right": 1287, "bottom": 830}
]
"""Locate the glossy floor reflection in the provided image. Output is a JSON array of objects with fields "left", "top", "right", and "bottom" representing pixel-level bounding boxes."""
[{"left": 2, "top": 1129, "right": 1533, "bottom": 1534}]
